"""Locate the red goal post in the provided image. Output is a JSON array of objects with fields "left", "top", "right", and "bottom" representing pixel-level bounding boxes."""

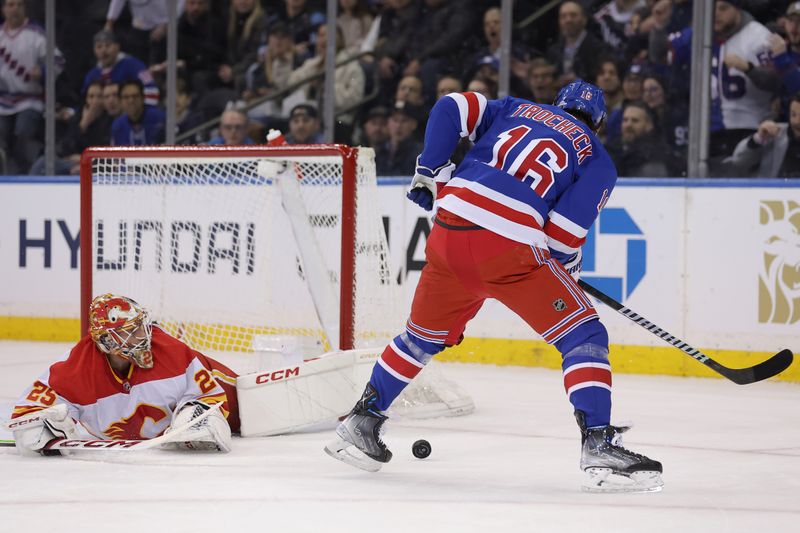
[{"left": 79, "top": 144, "right": 385, "bottom": 355}]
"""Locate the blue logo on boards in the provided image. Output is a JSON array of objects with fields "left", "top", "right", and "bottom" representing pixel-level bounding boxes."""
[{"left": 581, "top": 207, "right": 645, "bottom": 302}]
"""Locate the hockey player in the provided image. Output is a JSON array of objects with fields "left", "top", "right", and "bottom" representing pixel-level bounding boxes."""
[
  {"left": 325, "top": 80, "right": 663, "bottom": 492},
  {"left": 9, "top": 294, "right": 239, "bottom": 456}
]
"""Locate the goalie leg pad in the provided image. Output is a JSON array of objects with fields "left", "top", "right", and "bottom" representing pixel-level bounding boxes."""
[{"left": 164, "top": 402, "right": 232, "bottom": 452}]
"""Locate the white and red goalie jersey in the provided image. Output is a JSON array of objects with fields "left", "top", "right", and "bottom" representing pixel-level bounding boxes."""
[{"left": 11, "top": 326, "right": 240, "bottom": 439}]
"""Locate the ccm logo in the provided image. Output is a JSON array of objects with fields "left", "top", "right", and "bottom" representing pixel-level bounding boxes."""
[
  {"left": 58, "top": 440, "right": 143, "bottom": 448},
  {"left": 255, "top": 367, "right": 300, "bottom": 384},
  {"left": 6, "top": 417, "right": 42, "bottom": 429}
]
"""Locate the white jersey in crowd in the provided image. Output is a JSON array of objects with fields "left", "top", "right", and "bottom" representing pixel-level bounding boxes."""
[
  {"left": 0, "top": 21, "right": 63, "bottom": 115},
  {"left": 712, "top": 19, "right": 773, "bottom": 130},
  {"left": 107, "top": 0, "right": 185, "bottom": 31}
]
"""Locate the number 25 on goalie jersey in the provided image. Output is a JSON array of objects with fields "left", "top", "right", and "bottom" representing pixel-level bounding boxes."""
[{"left": 421, "top": 92, "right": 616, "bottom": 264}]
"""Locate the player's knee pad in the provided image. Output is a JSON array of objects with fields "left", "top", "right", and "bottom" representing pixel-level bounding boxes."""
[
  {"left": 562, "top": 342, "right": 610, "bottom": 363},
  {"left": 554, "top": 318, "right": 608, "bottom": 357},
  {"left": 396, "top": 331, "right": 444, "bottom": 365}
]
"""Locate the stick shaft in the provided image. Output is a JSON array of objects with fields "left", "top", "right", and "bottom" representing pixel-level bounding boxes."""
[{"left": 577, "top": 280, "right": 793, "bottom": 384}]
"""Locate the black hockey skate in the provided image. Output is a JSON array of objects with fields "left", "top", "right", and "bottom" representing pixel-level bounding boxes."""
[
  {"left": 575, "top": 410, "right": 663, "bottom": 493},
  {"left": 324, "top": 383, "right": 393, "bottom": 472}
]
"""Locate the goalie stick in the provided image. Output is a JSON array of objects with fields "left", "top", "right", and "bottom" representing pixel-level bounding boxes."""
[
  {"left": 577, "top": 280, "right": 794, "bottom": 385},
  {"left": 1, "top": 402, "right": 223, "bottom": 452}
]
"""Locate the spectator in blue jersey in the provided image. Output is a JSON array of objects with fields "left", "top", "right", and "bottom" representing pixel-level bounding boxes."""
[
  {"left": 83, "top": 30, "right": 160, "bottom": 107},
  {"left": 726, "top": 93, "right": 800, "bottom": 178},
  {"left": 0, "top": 0, "right": 64, "bottom": 174},
  {"left": 111, "top": 79, "right": 165, "bottom": 146},
  {"left": 285, "top": 103, "right": 323, "bottom": 144},
  {"left": 375, "top": 100, "right": 422, "bottom": 176},
  {"left": 208, "top": 109, "right": 254, "bottom": 145},
  {"left": 768, "top": 3, "right": 800, "bottom": 121},
  {"left": 546, "top": 1, "right": 611, "bottom": 88}
]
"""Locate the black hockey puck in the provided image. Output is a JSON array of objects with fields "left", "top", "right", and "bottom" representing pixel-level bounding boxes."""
[{"left": 412, "top": 439, "right": 431, "bottom": 459}]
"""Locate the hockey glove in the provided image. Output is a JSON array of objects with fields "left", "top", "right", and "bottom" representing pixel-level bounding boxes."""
[
  {"left": 163, "top": 401, "right": 232, "bottom": 452},
  {"left": 548, "top": 248, "right": 582, "bottom": 281},
  {"left": 407, "top": 172, "right": 435, "bottom": 211},
  {"left": 561, "top": 249, "right": 582, "bottom": 281},
  {"left": 406, "top": 158, "right": 456, "bottom": 212},
  {"left": 9, "top": 404, "right": 79, "bottom": 457}
]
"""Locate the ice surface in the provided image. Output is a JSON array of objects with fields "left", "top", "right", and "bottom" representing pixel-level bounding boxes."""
[{"left": 1, "top": 340, "right": 798, "bottom": 532}]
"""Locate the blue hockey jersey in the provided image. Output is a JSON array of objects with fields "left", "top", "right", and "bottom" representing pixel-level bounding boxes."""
[
  {"left": 83, "top": 53, "right": 160, "bottom": 106},
  {"left": 419, "top": 92, "right": 617, "bottom": 265}
]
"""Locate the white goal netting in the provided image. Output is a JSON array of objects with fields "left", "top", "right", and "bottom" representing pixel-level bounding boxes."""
[{"left": 83, "top": 145, "right": 472, "bottom": 420}]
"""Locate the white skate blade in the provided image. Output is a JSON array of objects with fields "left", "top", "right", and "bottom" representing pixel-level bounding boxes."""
[
  {"left": 581, "top": 468, "right": 664, "bottom": 493},
  {"left": 324, "top": 437, "right": 383, "bottom": 473}
]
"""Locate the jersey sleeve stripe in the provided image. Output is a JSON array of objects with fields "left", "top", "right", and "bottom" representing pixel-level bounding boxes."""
[
  {"left": 447, "top": 92, "right": 487, "bottom": 140},
  {"left": 544, "top": 220, "right": 586, "bottom": 250},
  {"left": 548, "top": 211, "right": 588, "bottom": 238}
]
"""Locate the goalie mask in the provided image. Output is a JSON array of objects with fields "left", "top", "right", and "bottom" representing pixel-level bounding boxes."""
[{"left": 89, "top": 294, "right": 153, "bottom": 369}]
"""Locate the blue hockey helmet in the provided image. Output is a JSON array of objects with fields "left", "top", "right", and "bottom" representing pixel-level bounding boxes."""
[{"left": 554, "top": 80, "right": 606, "bottom": 130}]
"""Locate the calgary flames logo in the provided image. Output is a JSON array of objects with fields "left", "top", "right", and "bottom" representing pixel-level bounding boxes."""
[
  {"left": 105, "top": 404, "right": 169, "bottom": 440},
  {"left": 759, "top": 201, "right": 800, "bottom": 324},
  {"left": 91, "top": 295, "right": 139, "bottom": 331}
]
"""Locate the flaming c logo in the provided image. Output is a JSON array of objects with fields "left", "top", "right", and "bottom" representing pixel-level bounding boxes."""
[
  {"left": 105, "top": 404, "right": 169, "bottom": 440},
  {"left": 759, "top": 201, "right": 800, "bottom": 324}
]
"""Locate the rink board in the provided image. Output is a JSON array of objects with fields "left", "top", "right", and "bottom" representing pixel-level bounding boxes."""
[{"left": 1, "top": 177, "right": 798, "bottom": 381}]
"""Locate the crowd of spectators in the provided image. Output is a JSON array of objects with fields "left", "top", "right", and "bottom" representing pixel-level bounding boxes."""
[{"left": 1, "top": 0, "right": 799, "bottom": 178}]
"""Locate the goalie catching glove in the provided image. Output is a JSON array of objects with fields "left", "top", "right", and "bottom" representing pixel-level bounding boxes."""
[
  {"left": 162, "top": 401, "right": 232, "bottom": 452},
  {"left": 9, "top": 404, "right": 80, "bottom": 457}
]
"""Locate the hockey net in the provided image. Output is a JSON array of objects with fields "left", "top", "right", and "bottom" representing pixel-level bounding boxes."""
[{"left": 80, "top": 145, "right": 472, "bottom": 420}]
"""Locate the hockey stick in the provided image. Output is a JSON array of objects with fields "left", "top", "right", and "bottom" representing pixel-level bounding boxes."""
[
  {"left": 2, "top": 402, "right": 223, "bottom": 452},
  {"left": 577, "top": 280, "right": 794, "bottom": 385}
]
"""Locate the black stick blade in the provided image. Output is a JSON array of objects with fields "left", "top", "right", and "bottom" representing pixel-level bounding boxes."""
[{"left": 718, "top": 349, "right": 794, "bottom": 385}]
